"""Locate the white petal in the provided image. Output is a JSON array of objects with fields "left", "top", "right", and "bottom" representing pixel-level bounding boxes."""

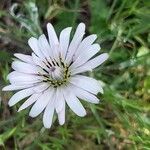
[
  {"left": 47, "top": 23, "right": 59, "bottom": 49},
  {"left": 38, "top": 34, "right": 53, "bottom": 57},
  {"left": 71, "top": 53, "right": 109, "bottom": 75},
  {"left": 2, "top": 84, "right": 33, "bottom": 91},
  {"left": 59, "top": 27, "right": 72, "bottom": 60},
  {"left": 43, "top": 97, "right": 55, "bottom": 128},
  {"left": 8, "top": 71, "right": 41, "bottom": 81},
  {"left": 55, "top": 88, "right": 65, "bottom": 113},
  {"left": 65, "top": 23, "right": 85, "bottom": 63},
  {"left": 71, "top": 85, "right": 100, "bottom": 104},
  {"left": 58, "top": 103, "right": 65, "bottom": 125},
  {"left": 70, "top": 44, "right": 100, "bottom": 69},
  {"left": 8, "top": 71, "right": 43, "bottom": 85},
  {"left": 63, "top": 88, "right": 86, "bottom": 117},
  {"left": 28, "top": 37, "right": 44, "bottom": 59},
  {"left": 82, "top": 53, "right": 109, "bottom": 69},
  {"left": 33, "top": 83, "right": 49, "bottom": 93},
  {"left": 29, "top": 88, "right": 54, "bottom": 118},
  {"left": 18, "top": 93, "right": 41, "bottom": 112},
  {"left": 74, "top": 34, "right": 97, "bottom": 59},
  {"left": 70, "top": 75, "right": 103, "bottom": 94},
  {"left": 12, "top": 61, "right": 40, "bottom": 74},
  {"left": 8, "top": 87, "right": 35, "bottom": 106},
  {"left": 52, "top": 44, "right": 59, "bottom": 59},
  {"left": 14, "top": 53, "right": 34, "bottom": 64},
  {"left": 71, "top": 65, "right": 92, "bottom": 75},
  {"left": 32, "top": 53, "right": 49, "bottom": 72}
]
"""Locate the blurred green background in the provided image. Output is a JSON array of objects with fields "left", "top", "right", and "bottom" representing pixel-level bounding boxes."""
[{"left": 0, "top": 0, "right": 150, "bottom": 149}]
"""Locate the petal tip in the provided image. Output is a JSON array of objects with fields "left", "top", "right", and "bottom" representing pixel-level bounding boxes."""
[
  {"left": 14, "top": 53, "right": 19, "bottom": 57},
  {"left": 8, "top": 101, "right": 13, "bottom": 107},
  {"left": 79, "top": 111, "right": 87, "bottom": 117},
  {"left": 59, "top": 121, "right": 65, "bottom": 126},
  {"left": 79, "top": 22, "right": 86, "bottom": 27},
  {"left": 47, "top": 23, "right": 53, "bottom": 29},
  {"left": 29, "top": 112, "right": 36, "bottom": 118},
  {"left": 38, "top": 34, "right": 45, "bottom": 40},
  {"left": 104, "top": 53, "right": 109, "bottom": 59},
  {"left": 17, "top": 108, "right": 22, "bottom": 112},
  {"left": 28, "top": 37, "right": 37, "bottom": 45},
  {"left": 2, "top": 87, "right": 7, "bottom": 91},
  {"left": 43, "top": 123, "right": 51, "bottom": 129},
  {"left": 94, "top": 99, "right": 100, "bottom": 104},
  {"left": 82, "top": 112, "right": 87, "bottom": 117}
]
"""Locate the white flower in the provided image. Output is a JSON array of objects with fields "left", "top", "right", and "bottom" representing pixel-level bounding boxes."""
[{"left": 2, "top": 23, "right": 108, "bottom": 128}]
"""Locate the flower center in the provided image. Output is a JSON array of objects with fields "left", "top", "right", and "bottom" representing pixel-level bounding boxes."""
[{"left": 41, "top": 57, "right": 71, "bottom": 88}]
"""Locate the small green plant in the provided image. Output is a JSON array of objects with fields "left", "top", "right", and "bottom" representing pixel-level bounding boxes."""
[{"left": 0, "top": 0, "right": 150, "bottom": 149}]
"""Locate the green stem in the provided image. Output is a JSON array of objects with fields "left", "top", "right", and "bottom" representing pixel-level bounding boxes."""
[
  {"left": 135, "top": 36, "right": 147, "bottom": 47},
  {"left": 107, "top": 0, "right": 118, "bottom": 21},
  {"left": 90, "top": 105, "right": 115, "bottom": 150},
  {"left": 109, "top": 27, "right": 122, "bottom": 55},
  {"left": 114, "top": 0, "right": 127, "bottom": 21},
  {"left": 72, "top": 0, "right": 80, "bottom": 29}
]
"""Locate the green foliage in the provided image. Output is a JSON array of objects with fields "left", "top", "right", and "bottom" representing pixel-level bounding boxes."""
[{"left": 0, "top": 0, "right": 150, "bottom": 149}]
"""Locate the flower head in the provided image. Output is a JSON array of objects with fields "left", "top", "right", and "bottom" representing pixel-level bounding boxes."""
[{"left": 3, "top": 23, "right": 108, "bottom": 128}]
